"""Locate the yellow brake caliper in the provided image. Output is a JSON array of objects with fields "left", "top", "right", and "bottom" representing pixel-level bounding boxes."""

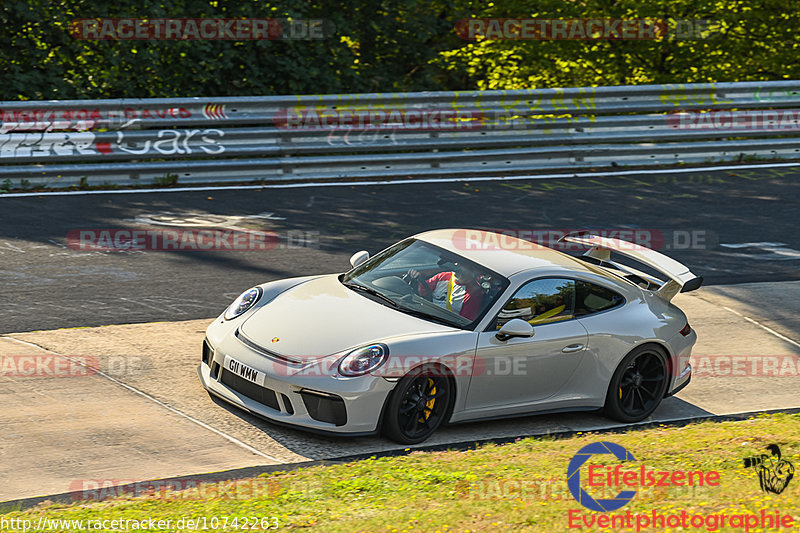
[{"left": 421, "top": 378, "right": 436, "bottom": 422}]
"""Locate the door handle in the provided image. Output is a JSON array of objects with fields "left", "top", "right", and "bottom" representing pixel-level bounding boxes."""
[{"left": 562, "top": 344, "right": 584, "bottom": 353}]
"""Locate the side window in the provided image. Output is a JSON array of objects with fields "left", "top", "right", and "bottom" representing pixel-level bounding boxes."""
[
  {"left": 575, "top": 281, "right": 625, "bottom": 316},
  {"left": 495, "top": 278, "right": 575, "bottom": 329}
]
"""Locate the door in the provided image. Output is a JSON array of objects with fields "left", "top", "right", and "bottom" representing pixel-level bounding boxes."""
[{"left": 465, "top": 277, "right": 589, "bottom": 412}]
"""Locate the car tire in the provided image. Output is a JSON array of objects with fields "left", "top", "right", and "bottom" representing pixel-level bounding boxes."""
[
  {"left": 604, "top": 344, "right": 669, "bottom": 423},
  {"left": 383, "top": 364, "right": 453, "bottom": 444}
]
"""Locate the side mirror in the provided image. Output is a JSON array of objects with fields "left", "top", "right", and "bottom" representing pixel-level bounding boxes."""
[
  {"left": 350, "top": 250, "right": 369, "bottom": 268},
  {"left": 496, "top": 319, "right": 534, "bottom": 341}
]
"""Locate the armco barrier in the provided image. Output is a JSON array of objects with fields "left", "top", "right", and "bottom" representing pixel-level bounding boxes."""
[{"left": 1, "top": 80, "right": 799, "bottom": 187}]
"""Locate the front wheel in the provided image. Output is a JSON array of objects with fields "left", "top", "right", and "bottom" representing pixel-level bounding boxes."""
[
  {"left": 383, "top": 365, "right": 452, "bottom": 444},
  {"left": 604, "top": 345, "right": 669, "bottom": 423}
]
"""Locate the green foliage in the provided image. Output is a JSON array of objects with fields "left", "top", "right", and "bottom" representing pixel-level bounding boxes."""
[
  {"left": 0, "top": 0, "right": 466, "bottom": 99},
  {"left": 2, "top": 414, "right": 800, "bottom": 531},
  {"left": 435, "top": 0, "right": 800, "bottom": 89},
  {"left": 0, "top": 0, "right": 797, "bottom": 100},
  {"left": 153, "top": 172, "right": 179, "bottom": 186}
]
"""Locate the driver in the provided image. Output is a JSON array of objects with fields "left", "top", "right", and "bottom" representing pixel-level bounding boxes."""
[{"left": 407, "top": 262, "right": 484, "bottom": 321}]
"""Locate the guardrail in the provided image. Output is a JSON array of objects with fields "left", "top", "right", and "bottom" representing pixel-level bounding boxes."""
[{"left": 1, "top": 80, "right": 799, "bottom": 187}]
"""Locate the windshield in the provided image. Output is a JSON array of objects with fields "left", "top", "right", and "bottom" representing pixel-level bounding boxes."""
[{"left": 342, "top": 238, "right": 509, "bottom": 329}]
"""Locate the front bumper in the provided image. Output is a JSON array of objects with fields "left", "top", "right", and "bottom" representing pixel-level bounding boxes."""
[{"left": 198, "top": 323, "right": 396, "bottom": 435}]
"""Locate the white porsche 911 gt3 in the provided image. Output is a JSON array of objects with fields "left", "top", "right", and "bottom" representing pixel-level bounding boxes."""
[{"left": 199, "top": 229, "right": 700, "bottom": 443}]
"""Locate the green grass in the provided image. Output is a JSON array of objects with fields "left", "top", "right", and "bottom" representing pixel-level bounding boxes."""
[
  {"left": 3, "top": 414, "right": 800, "bottom": 532},
  {"left": 153, "top": 173, "right": 179, "bottom": 187}
]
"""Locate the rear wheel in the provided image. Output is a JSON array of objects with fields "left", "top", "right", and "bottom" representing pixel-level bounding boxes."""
[
  {"left": 383, "top": 365, "right": 452, "bottom": 444},
  {"left": 604, "top": 345, "right": 669, "bottom": 423}
]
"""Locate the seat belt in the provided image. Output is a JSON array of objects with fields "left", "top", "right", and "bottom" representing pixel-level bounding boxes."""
[{"left": 446, "top": 273, "right": 455, "bottom": 311}]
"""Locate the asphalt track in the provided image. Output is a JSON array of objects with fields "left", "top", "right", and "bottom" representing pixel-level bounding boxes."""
[
  {"left": 1, "top": 164, "right": 800, "bottom": 505},
  {"left": 1, "top": 164, "right": 799, "bottom": 334},
  {"left": 2, "top": 283, "right": 799, "bottom": 504}
]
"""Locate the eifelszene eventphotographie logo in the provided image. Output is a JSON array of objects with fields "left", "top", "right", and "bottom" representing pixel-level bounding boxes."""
[
  {"left": 743, "top": 444, "right": 795, "bottom": 495},
  {"left": 567, "top": 441, "right": 638, "bottom": 512},
  {"left": 566, "top": 441, "right": 795, "bottom": 531}
]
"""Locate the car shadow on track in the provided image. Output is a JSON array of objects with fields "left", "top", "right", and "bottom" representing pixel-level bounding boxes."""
[{"left": 207, "top": 392, "right": 713, "bottom": 462}]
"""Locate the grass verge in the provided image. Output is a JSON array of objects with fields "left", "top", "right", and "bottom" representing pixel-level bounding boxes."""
[{"left": 2, "top": 413, "right": 800, "bottom": 532}]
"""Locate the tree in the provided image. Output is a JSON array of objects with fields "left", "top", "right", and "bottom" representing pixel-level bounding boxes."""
[{"left": 1, "top": 0, "right": 798, "bottom": 100}]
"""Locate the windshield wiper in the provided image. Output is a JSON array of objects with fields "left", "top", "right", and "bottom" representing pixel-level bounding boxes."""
[
  {"left": 393, "top": 306, "right": 461, "bottom": 328},
  {"left": 342, "top": 282, "right": 398, "bottom": 308}
]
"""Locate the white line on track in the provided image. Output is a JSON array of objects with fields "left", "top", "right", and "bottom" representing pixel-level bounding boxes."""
[
  {"left": 2, "top": 335, "right": 285, "bottom": 463},
  {"left": 0, "top": 161, "right": 798, "bottom": 198},
  {"left": 720, "top": 306, "right": 800, "bottom": 350}
]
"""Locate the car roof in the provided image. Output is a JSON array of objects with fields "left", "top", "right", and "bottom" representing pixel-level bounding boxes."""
[{"left": 415, "top": 228, "right": 620, "bottom": 280}]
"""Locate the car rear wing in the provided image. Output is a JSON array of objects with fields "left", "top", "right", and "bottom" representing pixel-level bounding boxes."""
[{"left": 558, "top": 231, "right": 703, "bottom": 301}]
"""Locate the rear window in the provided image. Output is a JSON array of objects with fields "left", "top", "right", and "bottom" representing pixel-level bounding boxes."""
[{"left": 574, "top": 281, "right": 625, "bottom": 316}]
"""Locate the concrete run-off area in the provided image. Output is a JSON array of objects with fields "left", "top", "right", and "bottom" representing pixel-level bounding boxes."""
[{"left": 1, "top": 281, "right": 799, "bottom": 503}]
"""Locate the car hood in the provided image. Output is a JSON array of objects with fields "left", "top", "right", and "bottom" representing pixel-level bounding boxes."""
[{"left": 239, "top": 274, "right": 453, "bottom": 360}]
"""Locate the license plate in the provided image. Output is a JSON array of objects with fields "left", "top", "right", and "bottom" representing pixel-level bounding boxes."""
[{"left": 224, "top": 356, "right": 263, "bottom": 386}]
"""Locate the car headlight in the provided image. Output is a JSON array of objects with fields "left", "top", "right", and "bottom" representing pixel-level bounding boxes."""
[
  {"left": 338, "top": 344, "right": 389, "bottom": 377},
  {"left": 224, "top": 287, "right": 263, "bottom": 320}
]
